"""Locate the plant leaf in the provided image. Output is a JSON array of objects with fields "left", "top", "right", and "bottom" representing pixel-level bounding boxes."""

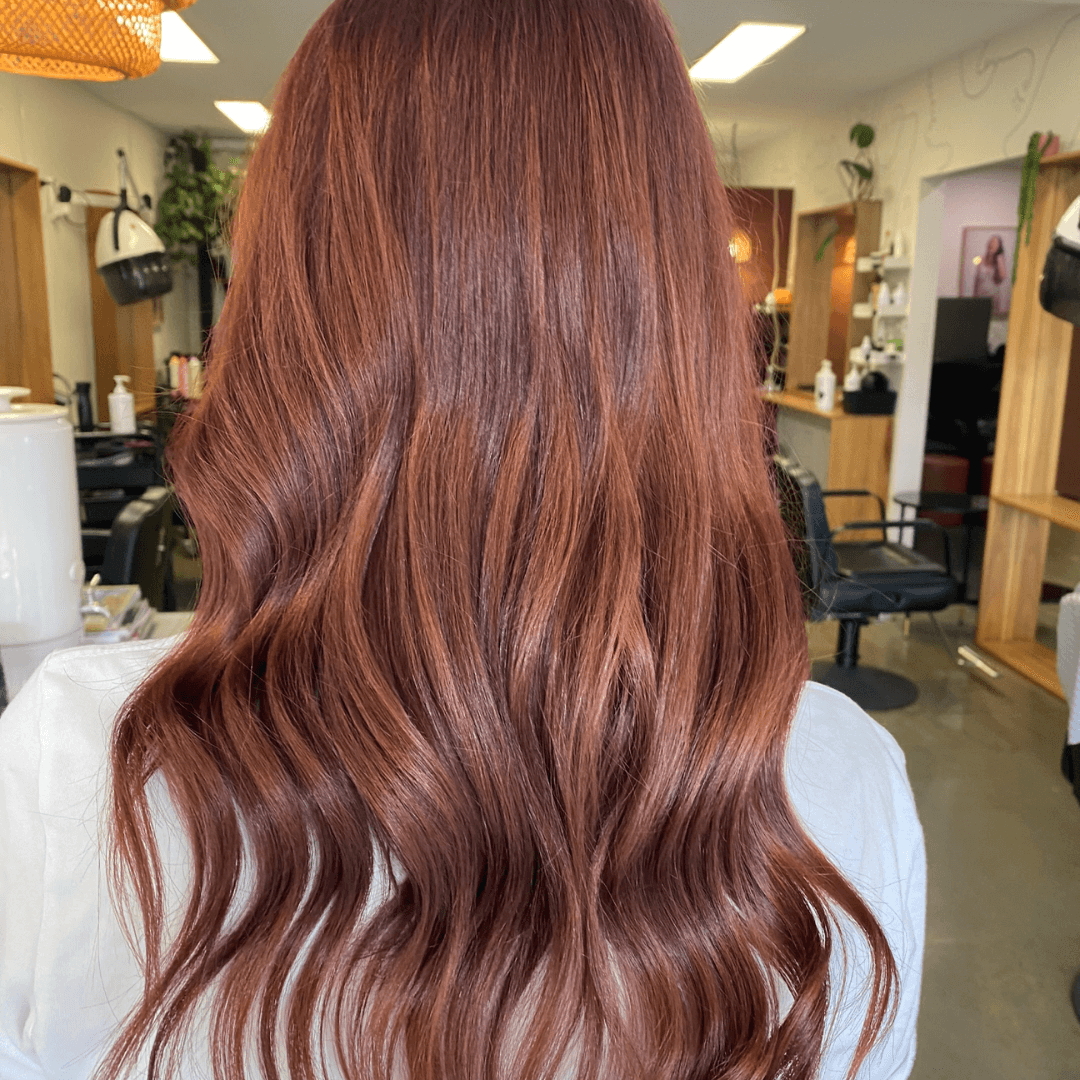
[
  {"left": 841, "top": 160, "right": 873, "bottom": 181},
  {"left": 815, "top": 225, "right": 840, "bottom": 263},
  {"left": 850, "top": 122, "right": 874, "bottom": 149}
]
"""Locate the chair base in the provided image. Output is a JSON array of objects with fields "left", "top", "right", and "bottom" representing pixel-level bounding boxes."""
[{"left": 811, "top": 660, "right": 919, "bottom": 711}]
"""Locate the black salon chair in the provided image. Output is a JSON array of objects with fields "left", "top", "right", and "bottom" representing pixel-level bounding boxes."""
[
  {"left": 82, "top": 486, "right": 174, "bottom": 611},
  {"left": 775, "top": 455, "right": 958, "bottom": 710}
]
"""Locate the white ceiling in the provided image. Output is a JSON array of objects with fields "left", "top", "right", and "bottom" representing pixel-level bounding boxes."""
[{"left": 86, "top": 0, "right": 1078, "bottom": 148}]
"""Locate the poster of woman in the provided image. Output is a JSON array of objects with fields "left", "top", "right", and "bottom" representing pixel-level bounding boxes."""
[{"left": 959, "top": 226, "right": 1016, "bottom": 317}]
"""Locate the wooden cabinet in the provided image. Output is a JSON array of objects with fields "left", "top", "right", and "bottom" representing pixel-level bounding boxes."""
[
  {"left": 766, "top": 389, "right": 892, "bottom": 537},
  {"left": 976, "top": 150, "right": 1080, "bottom": 698},
  {"left": 787, "top": 200, "right": 881, "bottom": 392},
  {"left": 0, "top": 157, "right": 53, "bottom": 403}
]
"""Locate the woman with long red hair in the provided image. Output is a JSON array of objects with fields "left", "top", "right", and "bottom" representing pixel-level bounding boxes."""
[{"left": 0, "top": 1, "right": 924, "bottom": 1077}]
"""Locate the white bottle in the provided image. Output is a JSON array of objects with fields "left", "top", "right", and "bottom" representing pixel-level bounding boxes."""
[
  {"left": 168, "top": 354, "right": 181, "bottom": 389},
  {"left": 187, "top": 356, "right": 204, "bottom": 399},
  {"left": 815, "top": 360, "right": 836, "bottom": 412},
  {"left": 844, "top": 363, "right": 862, "bottom": 393},
  {"left": 891, "top": 281, "right": 907, "bottom": 308},
  {"left": 108, "top": 375, "right": 136, "bottom": 434},
  {"left": 877, "top": 280, "right": 892, "bottom": 310}
]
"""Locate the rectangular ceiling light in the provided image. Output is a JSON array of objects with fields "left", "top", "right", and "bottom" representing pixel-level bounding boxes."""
[
  {"left": 160, "top": 11, "right": 218, "bottom": 64},
  {"left": 690, "top": 22, "right": 805, "bottom": 83},
  {"left": 215, "top": 100, "right": 272, "bottom": 135}
]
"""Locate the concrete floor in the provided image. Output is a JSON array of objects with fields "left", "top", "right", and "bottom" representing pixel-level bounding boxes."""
[{"left": 808, "top": 608, "right": 1080, "bottom": 1079}]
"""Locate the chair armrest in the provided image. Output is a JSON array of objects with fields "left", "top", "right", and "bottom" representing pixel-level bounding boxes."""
[
  {"left": 832, "top": 519, "right": 953, "bottom": 576},
  {"left": 821, "top": 488, "right": 886, "bottom": 520}
]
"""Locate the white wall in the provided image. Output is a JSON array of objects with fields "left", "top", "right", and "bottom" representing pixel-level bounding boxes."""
[
  {"left": 0, "top": 71, "right": 198, "bottom": 407},
  {"left": 736, "top": 6, "right": 1080, "bottom": 505}
]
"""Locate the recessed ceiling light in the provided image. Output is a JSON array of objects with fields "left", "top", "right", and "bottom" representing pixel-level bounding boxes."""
[
  {"left": 160, "top": 11, "right": 218, "bottom": 64},
  {"left": 690, "top": 22, "right": 806, "bottom": 84},
  {"left": 215, "top": 100, "right": 272, "bottom": 135}
]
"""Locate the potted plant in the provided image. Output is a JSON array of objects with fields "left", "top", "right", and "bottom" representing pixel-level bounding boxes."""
[
  {"left": 839, "top": 123, "right": 874, "bottom": 203},
  {"left": 156, "top": 131, "right": 241, "bottom": 344},
  {"left": 817, "top": 123, "right": 876, "bottom": 262}
]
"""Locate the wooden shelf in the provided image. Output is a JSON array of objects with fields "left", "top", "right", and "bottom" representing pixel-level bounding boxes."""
[
  {"left": 977, "top": 639, "right": 1064, "bottom": 700},
  {"left": 787, "top": 200, "right": 881, "bottom": 390},
  {"left": 978, "top": 150, "right": 1080, "bottom": 695},
  {"left": 992, "top": 493, "right": 1080, "bottom": 532}
]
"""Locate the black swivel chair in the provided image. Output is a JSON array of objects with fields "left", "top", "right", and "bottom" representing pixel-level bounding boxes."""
[
  {"left": 775, "top": 455, "right": 959, "bottom": 711},
  {"left": 82, "top": 486, "right": 174, "bottom": 611}
]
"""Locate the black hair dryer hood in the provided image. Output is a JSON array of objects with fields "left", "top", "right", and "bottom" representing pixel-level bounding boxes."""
[
  {"left": 1040, "top": 195, "right": 1080, "bottom": 327},
  {"left": 95, "top": 206, "right": 173, "bottom": 307}
]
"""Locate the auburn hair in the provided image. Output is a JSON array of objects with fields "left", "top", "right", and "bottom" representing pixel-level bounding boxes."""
[{"left": 103, "top": 1, "right": 896, "bottom": 1078}]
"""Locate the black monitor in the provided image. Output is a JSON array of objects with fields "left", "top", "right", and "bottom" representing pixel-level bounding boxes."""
[{"left": 932, "top": 297, "right": 993, "bottom": 363}]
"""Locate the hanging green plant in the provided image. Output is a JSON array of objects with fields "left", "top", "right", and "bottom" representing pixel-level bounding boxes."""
[
  {"left": 155, "top": 131, "right": 240, "bottom": 265},
  {"left": 1015, "top": 131, "right": 1059, "bottom": 284},
  {"left": 839, "top": 122, "right": 875, "bottom": 203}
]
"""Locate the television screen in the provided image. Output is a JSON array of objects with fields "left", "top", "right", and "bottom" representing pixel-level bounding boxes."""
[{"left": 932, "top": 297, "right": 993, "bottom": 364}]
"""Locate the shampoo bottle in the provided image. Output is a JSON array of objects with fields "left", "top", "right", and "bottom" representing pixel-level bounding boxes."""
[
  {"left": 108, "top": 375, "right": 136, "bottom": 434},
  {"left": 814, "top": 360, "right": 836, "bottom": 413},
  {"left": 844, "top": 362, "right": 862, "bottom": 393}
]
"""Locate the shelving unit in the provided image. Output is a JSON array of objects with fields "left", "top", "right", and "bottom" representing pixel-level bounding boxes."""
[
  {"left": 976, "top": 148, "right": 1080, "bottom": 699},
  {"left": 787, "top": 200, "right": 882, "bottom": 390}
]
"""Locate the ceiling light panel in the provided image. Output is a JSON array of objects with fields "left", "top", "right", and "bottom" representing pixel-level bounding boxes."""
[
  {"left": 690, "top": 23, "right": 805, "bottom": 84},
  {"left": 215, "top": 100, "right": 272, "bottom": 134},
  {"left": 159, "top": 11, "right": 218, "bottom": 64}
]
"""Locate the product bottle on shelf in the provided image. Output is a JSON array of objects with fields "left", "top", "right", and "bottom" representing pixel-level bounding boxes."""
[
  {"left": 108, "top": 375, "right": 136, "bottom": 434},
  {"left": 814, "top": 360, "right": 836, "bottom": 412}
]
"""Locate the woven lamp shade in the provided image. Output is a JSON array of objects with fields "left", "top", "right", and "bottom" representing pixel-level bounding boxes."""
[{"left": 0, "top": 0, "right": 197, "bottom": 81}]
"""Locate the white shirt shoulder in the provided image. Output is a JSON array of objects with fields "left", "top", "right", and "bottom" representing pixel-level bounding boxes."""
[
  {"left": 0, "top": 650, "right": 924, "bottom": 1080},
  {"left": 786, "top": 683, "right": 926, "bottom": 1080},
  {"left": 0, "top": 639, "right": 179, "bottom": 1080}
]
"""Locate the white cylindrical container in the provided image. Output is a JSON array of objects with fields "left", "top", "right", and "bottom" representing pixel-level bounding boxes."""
[
  {"left": 168, "top": 354, "right": 181, "bottom": 389},
  {"left": 187, "top": 356, "right": 204, "bottom": 399},
  {"left": 0, "top": 387, "right": 84, "bottom": 698},
  {"left": 814, "top": 360, "right": 836, "bottom": 413},
  {"left": 108, "top": 374, "right": 137, "bottom": 434}
]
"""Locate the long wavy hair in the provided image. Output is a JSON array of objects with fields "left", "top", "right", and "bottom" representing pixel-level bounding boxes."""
[{"left": 103, "top": 1, "right": 896, "bottom": 1078}]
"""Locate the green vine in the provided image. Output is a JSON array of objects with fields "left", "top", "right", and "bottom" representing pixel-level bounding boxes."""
[
  {"left": 1015, "top": 131, "right": 1056, "bottom": 284},
  {"left": 155, "top": 131, "right": 241, "bottom": 265}
]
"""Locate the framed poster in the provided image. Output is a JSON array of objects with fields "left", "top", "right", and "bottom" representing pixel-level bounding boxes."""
[{"left": 959, "top": 226, "right": 1016, "bottom": 318}]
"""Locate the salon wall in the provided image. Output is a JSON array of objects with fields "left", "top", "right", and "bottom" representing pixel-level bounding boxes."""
[
  {"left": 0, "top": 71, "right": 199, "bottom": 406},
  {"left": 734, "top": 5, "right": 1080, "bottom": 512},
  {"left": 737, "top": 9, "right": 1080, "bottom": 262}
]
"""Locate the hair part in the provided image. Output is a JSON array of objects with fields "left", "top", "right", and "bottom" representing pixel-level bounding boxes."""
[{"left": 102, "top": 1, "right": 896, "bottom": 1078}]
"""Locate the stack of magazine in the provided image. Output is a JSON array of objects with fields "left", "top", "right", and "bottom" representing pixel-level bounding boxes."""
[{"left": 82, "top": 583, "right": 154, "bottom": 644}]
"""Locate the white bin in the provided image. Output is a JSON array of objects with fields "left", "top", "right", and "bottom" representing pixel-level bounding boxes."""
[{"left": 0, "top": 386, "right": 84, "bottom": 697}]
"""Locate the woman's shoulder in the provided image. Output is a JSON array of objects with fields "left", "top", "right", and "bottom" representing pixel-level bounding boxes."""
[
  {"left": 785, "top": 681, "right": 924, "bottom": 889},
  {"left": 4, "top": 636, "right": 178, "bottom": 737},
  {"left": 786, "top": 684, "right": 925, "bottom": 1080},
  {"left": 788, "top": 681, "right": 910, "bottom": 785}
]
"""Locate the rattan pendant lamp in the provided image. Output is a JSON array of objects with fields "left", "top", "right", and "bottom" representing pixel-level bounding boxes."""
[{"left": 0, "top": 0, "right": 198, "bottom": 81}]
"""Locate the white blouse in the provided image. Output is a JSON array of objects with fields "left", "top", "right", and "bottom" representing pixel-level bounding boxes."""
[{"left": 0, "top": 638, "right": 925, "bottom": 1079}]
